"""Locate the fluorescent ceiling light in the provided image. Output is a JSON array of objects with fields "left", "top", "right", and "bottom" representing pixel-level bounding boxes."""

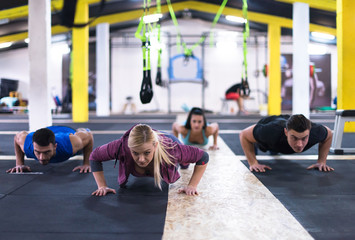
[
  {"left": 0, "top": 18, "right": 9, "bottom": 25},
  {"left": 0, "top": 42, "right": 12, "bottom": 49},
  {"left": 225, "top": 15, "right": 246, "bottom": 23},
  {"left": 51, "top": 43, "right": 70, "bottom": 55},
  {"left": 143, "top": 13, "right": 163, "bottom": 24},
  {"left": 311, "top": 32, "right": 335, "bottom": 40},
  {"left": 308, "top": 44, "right": 327, "bottom": 55},
  {"left": 216, "top": 41, "right": 237, "bottom": 50},
  {"left": 218, "top": 30, "right": 239, "bottom": 38}
]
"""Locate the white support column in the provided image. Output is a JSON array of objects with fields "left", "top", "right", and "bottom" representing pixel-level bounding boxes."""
[
  {"left": 292, "top": 2, "right": 310, "bottom": 118},
  {"left": 28, "top": 0, "right": 52, "bottom": 131},
  {"left": 96, "top": 23, "right": 110, "bottom": 116},
  {"left": 111, "top": 48, "right": 120, "bottom": 114}
]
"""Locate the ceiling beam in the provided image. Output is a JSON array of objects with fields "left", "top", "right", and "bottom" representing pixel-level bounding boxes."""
[
  {"left": 0, "top": 0, "right": 336, "bottom": 44},
  {"left": 275, "top": 0, "right": 336, "bottom": 12},
  {"left": 0, "top": 0, "right": 63, "bottom": 20},
  {"left": 0, "top": 0, "right": 103, "bottom": 20},
  {"left": 90, "top": 1, "right": 335, "bottom": 34}
]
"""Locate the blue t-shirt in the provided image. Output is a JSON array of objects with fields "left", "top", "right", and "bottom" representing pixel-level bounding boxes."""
[{"left": 24, "top": 126, "right": 76, "bottom": 163}]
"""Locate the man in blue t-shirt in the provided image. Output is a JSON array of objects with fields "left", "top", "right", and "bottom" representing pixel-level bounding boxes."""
[
  {"left": 6, "top": 126, "right": 93, "bottom": 174},
  {"left": 239, "top": 114, "right": 334, "bottom": 172}
]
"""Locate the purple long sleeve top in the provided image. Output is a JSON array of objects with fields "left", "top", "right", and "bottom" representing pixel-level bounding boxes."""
[{"left": 89, "top": 127, "right": 205, "bottom": 187}]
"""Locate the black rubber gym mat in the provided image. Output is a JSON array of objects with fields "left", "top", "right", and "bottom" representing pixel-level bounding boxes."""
[
  {"left": 218, "top": 122, "right": 253, "bottom": 129},
  {"left": 65, "top": 123, "right": 174, "bottom": 131},
  {"left": 0, "top": 122, "right": 174, "bottom": 131},
  {"left": 0, "top": 160, "right": 168, "bottom": 240},
  {"left": 0, "top": 114, "right": 176, "bottom": 120},
  {"left": 88, "top": 114, "right": 176, "bottom": 120},
  {"left": 0, "top": 160, "right": 53, "bottom": 195},
  {"left": 206, "top": 114, "right": 262, "bottom": 120},
  {"left": 0, "top": 122, "right": 28, "bottom": 131},
  {"left": 240, "top": 159, "right": 355, "bottom": 240},
  {"left": 0, "top": 114, "right": 28, "bottom": 119},
  {"left": 0, "top": 135, "right": 17, "bottom": 155},
  {"left": 0, "top": 232, "right": 162, "bottom": 240}
]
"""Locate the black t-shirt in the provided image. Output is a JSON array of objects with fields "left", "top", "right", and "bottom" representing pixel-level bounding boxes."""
[
  {"left": 226, "top": 83, "right": 242, "bottom": 94},
  {"left": 252, "top": 115, "right": 328, "bottom": 154}
]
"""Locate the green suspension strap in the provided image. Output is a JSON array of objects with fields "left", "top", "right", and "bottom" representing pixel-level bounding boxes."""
[
  {"left": 156, "top": 0, "right": 161, "bottom": 14},
  {"left": 166, "top": 0, "right": 182, "bottom": 53},
  {"left": 155, "top": 0, "right": 163, "bottom": 86},
  {"left": 136, "top": 0, "right": 154, "bottom": 104},
  {"left": 181, "top": 37, "right": 206, "bottom": 63},
  {"left": 209, "top": 0, "right": 229, "bottom": 47},
  {"left": 155, "top": 23, "right": 163, "bottom": 85},
  {"left": 186, "top": 0, "right": 227, "bottom": 61},
  {"left": 166, "top": 0, "right": 228, "bottom": 63},
  {"left": 166, "top": 0, "right": 202, "bottom": 59},
  {"left": 146, "top": 32, "right": 153, "bottom": 97},
  {"left": 166, "top": 0, "right": 191, "bottom": 63},
  {"left": 241, "top": 0, "right": 250, "bottom": 96}
]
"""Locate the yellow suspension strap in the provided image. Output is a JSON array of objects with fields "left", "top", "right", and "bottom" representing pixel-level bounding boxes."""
[
  {"left": 135, "top": 0, "right": 154, "bottom": 104},
  {"left": 241, "top": 0, "right": 250, "bottom": 96}
]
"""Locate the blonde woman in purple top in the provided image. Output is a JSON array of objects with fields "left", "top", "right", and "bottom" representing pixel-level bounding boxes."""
[{"left": 90, "top": 124, "right": 209, "bottom": 196}]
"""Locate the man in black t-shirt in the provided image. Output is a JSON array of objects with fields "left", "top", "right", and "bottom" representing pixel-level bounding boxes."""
[{"left": 239, "top": 114, "right": 334, "bottom": 172}]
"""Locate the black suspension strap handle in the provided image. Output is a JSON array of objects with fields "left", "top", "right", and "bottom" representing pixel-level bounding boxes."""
[
  {"left": 140, "top": 40, "right": 154, "bottom": 104},
  {"left": 241, "top": 77, "right": 251, "bottom": 97},
  {"left": 155, "top": 65, "right": 162, "bottom": 86}
]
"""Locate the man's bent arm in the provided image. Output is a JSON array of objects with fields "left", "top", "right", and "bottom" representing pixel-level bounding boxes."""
[
  {"left": 82, "top": 134, "right": 94, "bottom": 165},
  {"left": 318, "top": 126, "right": 333, "bottom": 164},
  {"left": 14, "top": 132, "right": 27, "bottom": 166},
  {"left": 73, "top": 129, "right": 94, "bottom": 165},
  {"left": 239, "top": 125, "right": 258, "bottom": 166}
]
